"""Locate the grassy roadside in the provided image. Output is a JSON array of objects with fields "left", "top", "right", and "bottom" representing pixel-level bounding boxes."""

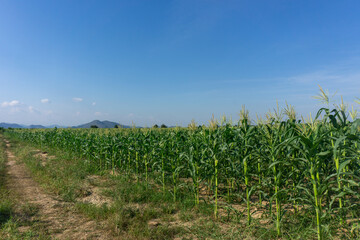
[
  {"left": 0, "top": 134, "right": 14, "bottom": 238},
  {"left": 0, "top": 134, "right": 50, "bottom": 240},
  {"left": 3, "top": 133, "right": 353, "bottom": 239},
  {"left": 5, "top": 137, "right": 206, "bottom": 239}
]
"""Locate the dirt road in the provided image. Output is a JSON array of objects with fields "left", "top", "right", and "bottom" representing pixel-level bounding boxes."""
[{"left": 4, "top": 139, "right": 114, "bottom": 240}]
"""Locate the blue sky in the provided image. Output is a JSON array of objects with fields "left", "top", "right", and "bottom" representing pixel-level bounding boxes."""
[{"left": 1, "top": 0, "right": 360, "bottom": 126}]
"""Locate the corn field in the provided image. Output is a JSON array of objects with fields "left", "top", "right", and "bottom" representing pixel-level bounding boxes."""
[{"left": 5, "top": 104, "right": 360, "bottom": 239}]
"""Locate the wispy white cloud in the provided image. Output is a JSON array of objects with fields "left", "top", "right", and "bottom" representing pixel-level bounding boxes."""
[
  {"left": 1, "top": 100, "right": 20, "bottom": 107},
  {"left": 72, "top": 97, "right": 83, "bottom": 102},
  {"left": 92, "top": 102, "right": 96, "bottom": 106},
  {"left": 1, "top": 100, "right": 41, "bottom": 115},
  {"left": 285, "top": 57, "right": 360, "bottom": 90},
  {"left": 288, "top": 70, "right": 360, "bottom": 86},
  {"left": 94, "top": 112, "right": 102, "bottom": 116},
  {"left": 286, "top": 70, "right": 360, "bottom": 99},
  {"left": 41, "top": 98, "right": 50, "bottom": 104},
  {"left": 28, "top": 106, "right": 41, "bottom": 114}
]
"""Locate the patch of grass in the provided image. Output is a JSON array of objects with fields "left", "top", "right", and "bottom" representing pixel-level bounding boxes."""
[
  {"left": 0, "top": 218, "right": 50, "bottom": 240},
  {"left": 75, "top": 202, "right": 113, "bottom": 220},
  {"left": 12, "top": 143, "right": 89, "bottom": 202},
  {"left": 179, "top": 211, "right": 195, "bottom": 222},
  {"left": 149, "top": 225, "right": 185, "bottom": 240},
  {"left": 0, "top": 136, "right": 13, "bottom": 227},
  {"left": 0, "top": 135, "right": 50, "bottom": 239},
  {"left": 0, "top": 198, "right": 12, "bottom": 226},
  {"left": 17, "top": 203, "right": 39, "bottom": 225}
]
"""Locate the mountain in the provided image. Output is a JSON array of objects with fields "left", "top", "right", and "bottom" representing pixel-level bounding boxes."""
[
  {"left": 29, "top": 125, "right": 47, "bottom": 129},
  {"left": 0, "top": 123, "right": 48, "bottom": 129},
  {"left": 72, "top": 120, "right": 131, "bottom": 128},
  {"left": 0, "top": 120, "right": 131, "bottom": 129},
  {"left": 0, "top": 122, "right": 26, "bottom": 128}
]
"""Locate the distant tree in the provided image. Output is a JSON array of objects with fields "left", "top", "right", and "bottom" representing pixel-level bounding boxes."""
[
  {"left": 153, "top": 124, "right": 159, "bottom": 128},
  {"left": 160, "top": 124, "right": 167, "bottom": 128},
  {"left": 114, "top": 124, "right": 119, "bottom": 128},
  {"left": 90, "top": 125, "right": 98, "bottom": 128}
]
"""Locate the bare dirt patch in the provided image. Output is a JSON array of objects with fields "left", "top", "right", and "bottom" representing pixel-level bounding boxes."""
[
  {"left": 79, "top": 186, "right": 113, "bottom": 207},
  {"left": 77, "top": 175, "right": 113, "bottom": 207},
  {"left": 30, "top": 149, "right": 56, "bottom": 166},
  {"left": 4, "top": 140, "right": 115, "bottom": 240}
]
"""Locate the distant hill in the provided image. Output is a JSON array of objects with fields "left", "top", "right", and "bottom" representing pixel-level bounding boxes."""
[
  {"left": 72, "top": 120, "right": 131, "bottom": 128},
  {"left": 0, "top": 121, "right": 131, "bottom": 129},
  {"left": 0, "top": 123, "right": 49, "bottom": 129},
  {"left": 0, "top": 122, "right": 24, "bottom": 128},
  {"left": 29, "top": 125, "right": 47, "bottom": 129}
]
